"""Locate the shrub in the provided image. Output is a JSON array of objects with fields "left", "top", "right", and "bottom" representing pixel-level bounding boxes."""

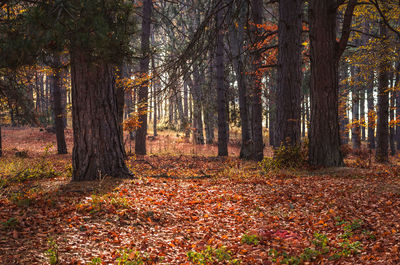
[
  {"left": 260, "top": 140, "right": 308, "bottom": 172},
  {"left": 241, "top": 234, "right": 260, "bottom": 245},
  {"left": 187, "top": 246, "right": 240, "bottom": 264}
]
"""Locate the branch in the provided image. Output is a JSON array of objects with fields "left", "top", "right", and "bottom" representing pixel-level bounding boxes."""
[
  {"left": 369, "top": 0, "right": 400, "bottom": 39},
  {"left": 336, "top": 0, "right": 358, "bottom": 59}
]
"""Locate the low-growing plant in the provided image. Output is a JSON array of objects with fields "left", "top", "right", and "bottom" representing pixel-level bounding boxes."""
[
  {"left": 259, "top": 140, "right": 308, "bottom": 172},
  {"left": 1, "top": 217, "right": 19, "bottom": 230},
  {"left": 45, "top": 238, "right": 59, "bottom": 265},
  {"left": 241, "top": 234, "right": 260, "bottom": 245},
  {"left": 89, "top": 257, "right": 102, "bottom": 264},
  {"left": 187, "top": 245, "right": 240, "bottom": 264},
  {"left": 269, "top": 230, "right": 364, "bottom": 264},
  {"left": 116, "top": 248, "right": 148, "bottom": 265}
]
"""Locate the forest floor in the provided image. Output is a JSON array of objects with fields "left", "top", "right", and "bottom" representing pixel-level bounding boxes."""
[{"left": 0, "top": 127, "right": 399, "bottom": 264}]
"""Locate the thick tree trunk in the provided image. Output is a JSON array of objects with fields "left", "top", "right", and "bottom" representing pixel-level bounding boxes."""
[
  {"left": 70, "top": 50, "right": 131, "bottom": 181},
  {"left": 135, "top": 0, "right": 152, "bottom": 155},
  {"left": 52, "top": 54, "right": 67, "bottom": 154},
  {"left": 275, "top": 0, "right": 303, "bottom": 147},
  {"left": 249, "top": 0, "right": 264, "bottom": 161},
  {"left": 308, "top": 0, "right": 347, "bottom": 166},
  {"left": 216, "top": 1, "right": 228, "bottom": 156},
  {"left": 376, "top": 23, "right": 389, "bottom": 162}
]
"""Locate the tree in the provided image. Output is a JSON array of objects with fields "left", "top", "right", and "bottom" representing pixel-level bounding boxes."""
[
  {"left": 216, "top": 0, "right": 228, "bottom": 156},
  {"left": 351, "top": 65, "right": 361, "bottom": 150},
  {"left": 275, "top": 0, "right": 303, "bottom": 147},
  {"left": 135, "top": 0, "right": 153, "bottom": 155},
  {"left": 308, "top": 0, "right": 357, "bottom": 167},
  {"left": 249, "top": 0, "right": 264, "bottom": 161},
  {"left": 226, "top": 0, "right": 251, "bottom": 158},
  {"left": 375, "top": 21, "right": 390, "bottom": 162},
  {"left": 50, "top": 54, "right": 67, "bottom": 154}
]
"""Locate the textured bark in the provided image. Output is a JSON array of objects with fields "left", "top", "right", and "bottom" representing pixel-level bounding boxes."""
[
  {"left": 269, "top": 85, "right": 277, "bottom": 147},
  {"left": 0, "top": 126, "right": 2, "bottom": 157},
  {"left": 152, "top": 56, "right": 158, "bottom": 137},
  {"left": 351, "top": 66, "right": 361, "bottom": 149},
  {"left": 376, "top": 22, "right": 389, "bottom": 162},
  {"left": 135, "top": 0, "right": 152, "bottom": 155},
  {"left": 228, "top": 1, "right": 251, "bottom": 158},
  {"left": 190, "top": 69, "right": 205, "bottom": 144},
  {"left": 301, "top": 96, "right": 306, "bottom": 138},
  {"left": 367, "top": 72, "right": 376, "bottom": 149},
  {"left": 216, "top": 1, "right": 228, "bottom": 156},
  {"left": 51, "top": 54, "right": 67, "bottom": 154},
  {"left": 249, "top": 0, "right": 264, "bottom": 161},
  {"left": 70, "top": 50, "right": 131, "bottom": 181},
  {"left": 308, "top": 0, "right": 356, "bottom": 167},
  {"left": 339, "top": 62, "right": 349, "bottom": 145},
  {"left": 390, "top": 90, "right": 396, "bottom": 156},
  {"left": 360, "top": 88, "right": 366, "bottom": 141},
  {"left": 183, "top": 80, "right": 190, "bottom": 138},
  {"left": 275, "top": 0, "right": 303, "bottom": 147},
  {"left": 396, "top": 63, "right": 400, "bottom": 150}
]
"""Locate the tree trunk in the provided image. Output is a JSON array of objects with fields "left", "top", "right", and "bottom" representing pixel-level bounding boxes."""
[
  {"left": 269, "top": 84, "right": 277, "bottom": 147},
  {"left": 52, "top": 54, "right": 67, "bottom": 154},
  {"left": 376, "top": 22, "right": 389, "bottom": 163},
  {"left": 390, "top": 90, "right": 396, "bottom": 156},
  {"left": 351, "top": 66, "right": 361, "bottom": 149},
  {"left": 360, "top": 88, "right": 366, "bottom": 141},
  {"left": 227, "top": 0, "right": 251, "bottom": 158},
  {"left": 0, "top": 126, "right": 2, "bottom": 157},
  {"left": 395, "top": 62, "right": 400, "bottom": 150},
  {"left": 191, "top": 66, "right": 205, "bottom": 144},
  {"left": 70, "top": 50, "right": 131, "bottom": 181},
  {"left": 216, "top": 1, "right": 228, "bottom": 156},
  {"left": 339, "top": 61, "right": 349, "bottom": 145},
  {"left": 275, "top": 0, "right": 303, "bottom": 147},
  {"left": 249, "top": 0, "right": 264, "bottom": 161},
  {"left": 135, "top": 0, "right": 152, "bottom": 155},
  {"left": 308, "top": 0, "right": 356, "bottom": 166},
  {"left": 367, "top": 72, "right": 376, "bottom": 149}
]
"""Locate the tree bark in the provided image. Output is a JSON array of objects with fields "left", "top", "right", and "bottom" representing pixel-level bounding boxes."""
[
  {"left": 135, "top": 0, "right": 152, "bottom": 155},
  {"left": 351, "top": 65, "right": 361, "bottom": 149},
  {"left": 308, "top": 0, "right": 356, "bottom": 166},
  {"left": 191, "top": 65, "right": 205, "bottom": 144},
  {"left": 395, "top": 62, "right": 400, "bottom": 150},
  {"left": 376, "top": 22, "right": 389, "bottom": 163},
  {"left": 70, "top": 50, "right": 131, "bottom": 181},
  {"left": 227, "top": 0, "right": 251, "bottom": 158},
  {"left": 249, "top": 0, "right": 264, "bottom": 161},
  {"left": 0, "top": 126, "right": 2, "bottom": 157},
  {"left": 390, "top": 90, "right": 396, "bottom": 156},
  {"left": 275, "top": 0, "right": 303, "bottom": 147},
  {"left": 339, "top": 61, "right": 349, "bottom": 145},
  {"left": 216, "top": 1, "right": 228, "bottom": 156},
  {"left": 367, "top": 72, "right": 376, "bottom": 149},
  {"left": 52, "top": 54, "right": 67, "bottom": 154},
  {"left": 360, "top": 88, "right": 366, "bottom": 141}
]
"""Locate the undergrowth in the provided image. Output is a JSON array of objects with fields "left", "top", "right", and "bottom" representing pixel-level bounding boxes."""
[{"left": 260, "top": 140, "right": 308, "bottom": 172}]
